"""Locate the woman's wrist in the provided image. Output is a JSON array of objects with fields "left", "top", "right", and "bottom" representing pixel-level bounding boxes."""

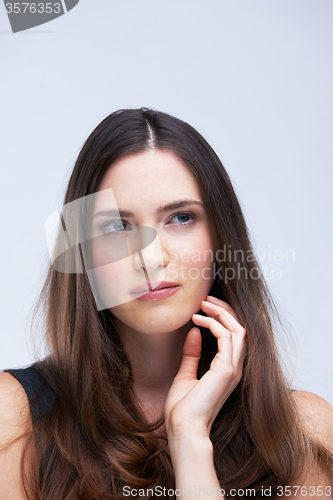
[
  {"left": 167, "top": 425, "right": 211, "bottom": 443},
  {"left": 167, "top": 435, "right": 223, "bottom": 499},
  {"left": 165, "top": 412, "right": 211, "bottom": 439},
  {"left": 167, "top": 430, "right": 214, "bottom": 469}
]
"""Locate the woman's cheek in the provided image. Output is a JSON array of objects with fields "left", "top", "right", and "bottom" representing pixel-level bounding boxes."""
[
  {"left": 180, "top": 246, "right": 214, "bottom": 279},
  {"left": 87, "top": 259, "right": 136, "bottom": 310}
]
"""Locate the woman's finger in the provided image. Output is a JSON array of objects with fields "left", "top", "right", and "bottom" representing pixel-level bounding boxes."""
[
  {"left": 176, "top": 327, "right": 202, "bottom": 380},
  {"left": 200, "top": 301, "right": 246, "bottom": 371},
  {"left": 206, "top": 295, "right": 242, "bottom": 325},
  {"left": 192, "top": 314, "right": 233, "bottom": 367},
  {"left": 201, "top": 300, "right": 241, "bottom": 333}
]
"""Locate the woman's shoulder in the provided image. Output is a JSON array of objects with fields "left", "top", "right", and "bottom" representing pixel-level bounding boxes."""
[
  {"left": 0, "top": 361, "right": 57, "bottom": 498},
  {"left": 292, "top": 389, "right": 333, "bottom": 452},
  {"left": 0, "top": 370, "right": 32, "bottom": 435},
  {"left": 0, "top": 362, "right": 44, "bottom": 439},
  {"left": 1, "top": 360, "right": 57, "bottom": 427},
  {"left": 0, "top": 371, "right": 35, "bottom": 499}
]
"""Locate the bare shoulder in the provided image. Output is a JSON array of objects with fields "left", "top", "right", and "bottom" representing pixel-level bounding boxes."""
[
  {"left": 291, "top": 391, "right": 333, "bottom": 498},
  {"left": 292, "top": 390, "right": 333, "bottom": 452},
  {"left": 0, "top": 371, "right": 33, "bottom": 500},
  {"left": 0, "top": 371, "right": 31, "bottom": 435}
]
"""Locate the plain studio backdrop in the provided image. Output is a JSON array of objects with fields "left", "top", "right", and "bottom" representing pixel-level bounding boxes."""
[{"left": 0, "top": 1, "right": 332, "bottom": 404}]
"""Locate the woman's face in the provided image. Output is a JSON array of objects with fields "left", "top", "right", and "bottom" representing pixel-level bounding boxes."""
[{"left": 88, "top": 149, "right": 215, "bottom": 335}]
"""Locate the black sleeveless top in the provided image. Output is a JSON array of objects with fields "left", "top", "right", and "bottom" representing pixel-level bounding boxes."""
[
  {"left": 2, "top": 361, "right": 57, "bottom": 426},
  {"left": 2, "top": 362, "right": 292, "bottom": 498}
]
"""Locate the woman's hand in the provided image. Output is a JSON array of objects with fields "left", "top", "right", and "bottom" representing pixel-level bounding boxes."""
[{"left": 164, "top": 295, "right": 246, "bottom": 441}]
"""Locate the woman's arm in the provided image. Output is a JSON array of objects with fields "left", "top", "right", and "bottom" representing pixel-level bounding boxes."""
[{"left": 164, "top": 296, "right": 246, "bottom": 499}]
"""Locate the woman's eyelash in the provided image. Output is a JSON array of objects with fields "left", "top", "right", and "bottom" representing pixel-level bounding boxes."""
[
  {"left": 99, "top": 210, "right": 198, "bottom": 234},
  {"left": 99, "top": 220, "right": 128, "bottom": 233},
  {"left": 169, "top": 210, "right": 198, "bottom": 225}
]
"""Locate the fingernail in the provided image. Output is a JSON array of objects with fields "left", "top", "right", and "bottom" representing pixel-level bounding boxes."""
[{"left": 207, "top": 295, "right": 219, "bottom": 301}]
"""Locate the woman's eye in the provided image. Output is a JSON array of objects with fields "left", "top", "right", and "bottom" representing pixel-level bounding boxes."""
[
  {"left": 100, "top": 220, "right": 129, "bottom": 234},
  {"left": 99, "top": 211, "right": 198, "bottom": 234},
  {"left": 169, "top": 211, "right": 198, "bottom": 225}
]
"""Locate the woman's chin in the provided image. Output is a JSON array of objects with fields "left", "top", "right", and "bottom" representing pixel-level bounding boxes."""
[{"left": 111, "top": 313, "right": 194, "bottom": 337}]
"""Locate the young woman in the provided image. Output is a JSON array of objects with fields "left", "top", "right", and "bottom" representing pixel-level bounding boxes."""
[{"left": 0, "top": 108, "right": 332, "bottom": 500}]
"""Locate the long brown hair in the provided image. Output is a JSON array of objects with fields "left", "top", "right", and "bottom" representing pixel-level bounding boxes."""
[{"left": 12, "top": 108, "right": 333, "bottom": 498}]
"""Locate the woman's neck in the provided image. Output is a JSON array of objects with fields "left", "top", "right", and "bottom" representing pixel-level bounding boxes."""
[{"left": 112, "top": 316, "right": 193, "bottom": 395}]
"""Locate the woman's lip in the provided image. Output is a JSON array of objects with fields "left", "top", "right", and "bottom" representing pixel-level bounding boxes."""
[
  {"left": 130, "top": 281, "right": 180, "bottom": 293},
  {"left": 131, "top": 285, "right": 181, "bottom": 301}
]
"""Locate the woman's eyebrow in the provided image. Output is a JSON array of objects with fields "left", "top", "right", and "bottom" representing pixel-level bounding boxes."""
[
  {"left": 93, "top": 199, "right": 203, "bottom": 219},
  {"left": 157, "top": 199, "right": 203, "bottom": 213}
]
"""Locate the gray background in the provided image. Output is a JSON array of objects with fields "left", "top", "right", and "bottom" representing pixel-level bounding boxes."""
[{"left": 0, "top": 1, "right": 332, "bottom": 403}]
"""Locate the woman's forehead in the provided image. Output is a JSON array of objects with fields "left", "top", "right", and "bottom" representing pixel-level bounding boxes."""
[{"left": 96, "top": 149, "right": 203, "bottom": 205}]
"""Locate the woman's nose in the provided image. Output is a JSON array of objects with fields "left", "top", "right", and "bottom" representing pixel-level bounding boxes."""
[{"left": 132, "top": 230, "right": 169, "bottom": 277}]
